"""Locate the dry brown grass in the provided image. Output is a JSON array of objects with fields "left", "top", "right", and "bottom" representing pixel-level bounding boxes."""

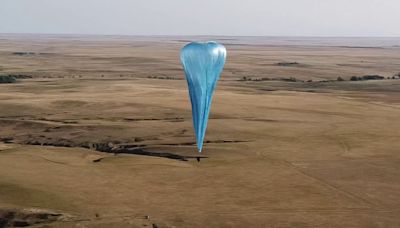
[{"left": 0, "top": 34, "right": 400, "bottom": 227}]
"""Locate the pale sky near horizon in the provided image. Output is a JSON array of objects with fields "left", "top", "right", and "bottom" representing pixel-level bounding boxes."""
[{"left": 0, "top": 0, "right": 399, "bottom": 37}]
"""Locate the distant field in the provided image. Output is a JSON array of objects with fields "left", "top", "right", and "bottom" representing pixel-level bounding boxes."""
[
  {"left": 0, "top": 34, "right": 400, "bottom": 227},
  {"left": 1, "top": 34, "right": 399, "bottom": 81}
]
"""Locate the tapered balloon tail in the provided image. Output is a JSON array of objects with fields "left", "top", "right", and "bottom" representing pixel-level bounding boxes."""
[{"left": 180, "top": 41, "right": 226, "bottom": 153}]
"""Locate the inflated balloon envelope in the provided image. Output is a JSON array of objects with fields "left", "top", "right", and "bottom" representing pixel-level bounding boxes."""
[{"left": 180, "top": 41, "right": 227, "bottom": 153}]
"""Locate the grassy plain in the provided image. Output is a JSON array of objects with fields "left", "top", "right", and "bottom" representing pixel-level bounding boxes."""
[{"left": 0, "top": 34, "right": 400, "bottom": 227}]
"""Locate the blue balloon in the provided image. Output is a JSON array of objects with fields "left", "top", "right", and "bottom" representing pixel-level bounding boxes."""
[{"left": 180, "top": 41, "right": 227, "bottom": 152}]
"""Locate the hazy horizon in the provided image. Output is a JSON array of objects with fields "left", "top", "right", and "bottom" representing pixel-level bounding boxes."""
[
  {"left": 2, "top": 32, "right": 400, "bottom": 38},
  {"left": 1, "top": 0, "right": 400, "bottom": 37}
]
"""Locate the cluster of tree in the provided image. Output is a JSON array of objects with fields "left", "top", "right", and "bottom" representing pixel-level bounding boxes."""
[
  {"left": 12, "top": 52, "right": 37, "bottom": 56},
  {"left": 0, "top": 75, "right": 16, "bottom": 83},
  {"left": 12, "top": 52, "right": 51, "bottom": 56},
  {"left": 2, "top": 74, "right": 32, "bottom": 79},
  {"left": 147, "top": 75, "right": 181, "bottom": 80},
  {"left": 347, "top": 74, "right": 400, "bottom": 81},
  {"left": 276, "top": 62, "right": 299, "bottom": 66},
  {"left": 239, "top": 76, "right": 298, "bottom": 82},
  {"left": 239, "top": 73, "right": 400, "bottom": 83},
  {"left": 349, "top": 75, "right": 385, "bottom": 81}
]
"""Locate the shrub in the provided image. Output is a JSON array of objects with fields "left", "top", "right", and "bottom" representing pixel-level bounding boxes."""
[
  {"left": 277, "top": 62, "right": 299, "bottom": 66},
  {"left": 361, "top": 75, "right": 384, "bottom": 80},
  {"left": 276, "top": 77, "right": 296, "bottom": 82},
  {"left": 350, "top": 76, "right": 359, "bottom": 81}
]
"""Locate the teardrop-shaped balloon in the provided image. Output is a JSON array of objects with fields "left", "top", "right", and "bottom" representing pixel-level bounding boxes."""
[{"left": 180, "top": 41, "right": 227, "bottom": 153}]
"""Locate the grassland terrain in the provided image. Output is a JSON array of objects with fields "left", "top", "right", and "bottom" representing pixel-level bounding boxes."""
[{"left": 0, "top": 34, "right": 400, "bottom": 227}]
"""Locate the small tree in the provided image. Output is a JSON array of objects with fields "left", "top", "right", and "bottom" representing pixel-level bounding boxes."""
[{"left": 337, "top": 76, "right": 344, "bottom": 81}]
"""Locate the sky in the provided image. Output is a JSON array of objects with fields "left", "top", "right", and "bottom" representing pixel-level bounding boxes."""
[{"left": 1, "top": 0, "right": 399, "bottom": 37}]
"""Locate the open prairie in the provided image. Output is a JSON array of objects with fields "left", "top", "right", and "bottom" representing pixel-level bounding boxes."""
[{"left": 0, "top": 34, "right": 400, "bottom": 227}]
